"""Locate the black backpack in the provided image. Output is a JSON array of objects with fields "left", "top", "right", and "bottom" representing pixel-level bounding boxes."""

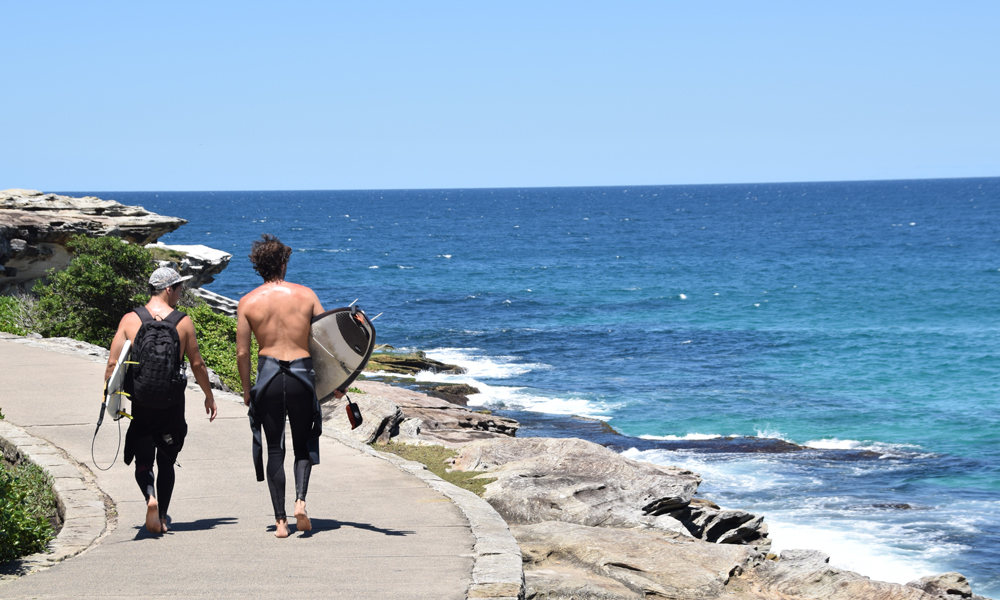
[{"left": 130, "top": 306, "right": 186, "bottom": 408}]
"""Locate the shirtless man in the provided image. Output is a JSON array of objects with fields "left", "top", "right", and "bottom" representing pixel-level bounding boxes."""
[
  {"left": 236, "top": 234, "right": 340, "bottom": 538},
  {"left": 106, "top": 267, "right": 218, "bottom": 534}
]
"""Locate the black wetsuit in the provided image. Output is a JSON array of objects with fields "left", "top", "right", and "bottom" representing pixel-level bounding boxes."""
[
  {"left": 247, "top": 355, "right": 322, "bottom": 521},
  {"left": 123, "top": 307, "right": 189, "bottom": 520},
  {"left": 124, "top": 394, "right": 186, "bottom": 519}
]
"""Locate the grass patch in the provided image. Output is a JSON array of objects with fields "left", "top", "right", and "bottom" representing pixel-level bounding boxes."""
[
  {"left": 347, "top": 386, "right": 364, "bottom": 394},
  {"left": 371, "top": 442, "right": 496, "bottom": 497},
  {"left": 147, "top": 246, "right": 189, "bottom": 263},
  {"left": 0, "top": 458, "right": 58, "bottom": 562}
]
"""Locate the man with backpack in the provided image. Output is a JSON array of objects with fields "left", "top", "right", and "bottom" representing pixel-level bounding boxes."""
[{"left": 105, "top": 266, "right": 218, "bottom": 534}]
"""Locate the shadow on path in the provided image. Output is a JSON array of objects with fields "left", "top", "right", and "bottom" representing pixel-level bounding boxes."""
[
  {"left": 263, "top": 518, "right": 415, "bottom": 538},
  {"left": 132, "top": 516, "right": 239, "bottom": 539}
]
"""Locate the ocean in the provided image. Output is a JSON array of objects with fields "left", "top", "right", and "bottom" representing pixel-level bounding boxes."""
[{"left": 71, "top": 179, "right": 999, "bottom": 595}]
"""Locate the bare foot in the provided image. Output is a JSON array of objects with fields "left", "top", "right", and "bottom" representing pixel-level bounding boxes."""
[
  {"left": 294, "top": 499, "right": 311, "bottom": 532},
  {"left": 160, "top": 517, "right": 170, "bottom": 533},
  {"left": 275, "top": 518, "right": 289, "bottom": 538},
  {"left": 145, "top": 497, "right": 161, "bottom": 534}
]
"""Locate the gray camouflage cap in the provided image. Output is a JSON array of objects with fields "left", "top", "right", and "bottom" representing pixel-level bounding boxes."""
[{"left": 149, "top": 267, "right": 193, "bottom": 290}]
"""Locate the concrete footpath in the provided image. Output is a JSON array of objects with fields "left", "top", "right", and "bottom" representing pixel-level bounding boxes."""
[{"left": 0, "top": 335, "right": 523, "bottom": 599}]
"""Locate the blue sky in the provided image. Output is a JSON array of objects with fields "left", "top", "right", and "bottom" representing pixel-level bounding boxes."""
[{"left": 2, "top": 1, "right": 998, "bottom": 190}]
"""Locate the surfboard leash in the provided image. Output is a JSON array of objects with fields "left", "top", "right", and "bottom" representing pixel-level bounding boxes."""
[{"left": 92, "top": 382, "right": 132, "bottom": 471}]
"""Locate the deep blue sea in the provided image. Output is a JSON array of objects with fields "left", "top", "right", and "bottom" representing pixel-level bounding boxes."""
[{"left": 70, "top": 179, "right": 999, "bottom": 595}]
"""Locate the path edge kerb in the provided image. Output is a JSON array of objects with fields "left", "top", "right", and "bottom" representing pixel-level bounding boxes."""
[
  {"left": 0, "top": 419, "right": 109, "bottom": 578},
  {"left": 325, "top": 429, "right": 526, "bottom": 600}
]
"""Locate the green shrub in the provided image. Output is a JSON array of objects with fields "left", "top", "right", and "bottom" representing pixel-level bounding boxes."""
[
  {"left": 179, "top": 300, "right": 257, "bottom": 392},
  {"left": 34, "top": 236, "right": 155, "bottom": 347},
  {"left": 0, "top": 296, "right": 26, "bottom": 336},
  {"left": 0, "top": 460, "right": 57, "bottom": 562}
]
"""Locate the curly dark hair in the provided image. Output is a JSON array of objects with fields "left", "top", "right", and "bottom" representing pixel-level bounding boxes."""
[{"left": 249, "top": 234, "right": 292, "bottom": 282}]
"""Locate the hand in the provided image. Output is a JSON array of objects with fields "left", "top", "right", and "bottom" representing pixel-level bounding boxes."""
[
  {"left": 244, "top": 391, "right": 251, "bottom": 406},
  {"left": 333, "top": 389, "right": 345, "bottom": 400},
  {"left": 205, "top": 396, "right": 218, "bottom": 422}
]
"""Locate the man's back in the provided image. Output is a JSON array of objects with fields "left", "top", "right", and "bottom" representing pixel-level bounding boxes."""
[{"left": 239, "top": 281, "right": 323, "bottom": 361}]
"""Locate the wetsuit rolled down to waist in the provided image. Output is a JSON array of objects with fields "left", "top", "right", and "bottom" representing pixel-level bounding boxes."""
[{"left": 247, "top": 355, "right": 322, "bottom": 521}]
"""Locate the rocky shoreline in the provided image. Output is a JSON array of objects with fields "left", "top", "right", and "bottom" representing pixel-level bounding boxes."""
[
  {"left": 2, "top": 190, "right": 992, "bottom": 600},
  {"left": 332, "top": 377, "right": 992, "bottom": 600}
]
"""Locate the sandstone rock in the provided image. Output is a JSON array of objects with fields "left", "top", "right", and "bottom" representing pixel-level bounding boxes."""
[
  {"left": 748, "top": 549, "right": 939, "bottom": 600},
  {"left": 422, "top": 382, "right": 481, "bottom": 406},
  {"left": 147, "top": 242, "right": 232, "bottom": 288},
  {"left": 668, "top": 505, "right": 771, "bottom": 552},
  {"left": 351, "top": 380, "right": 519, "bottom": 447},
  {"left": 321, "top": 392, "right": 403, "bottom": 445},
  {"left": 189, "top": 288, "right": 239, "bottom": 317},
  {"left": 1, "top": 189, "right": 185, "bottom": 291},
  {"left": 524, "top": 563, "right": 643, "bottom": 599},
  {"left": 514, "top": 521, "right": 761, "bottom": 599},
  {"left": 184, "top": 364, "right": 232, "bottom": 393},
  {"left": 366, "top": 350, "right": 467, "bottom": 375},
  {"left": 451, "top": 437, "right": 702, "bottom": 529},
  {"left": 906, "top": 572, "right": 977, "bottom": 599}
]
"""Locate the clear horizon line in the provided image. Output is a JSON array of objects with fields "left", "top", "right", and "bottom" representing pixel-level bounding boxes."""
[{"left": 43, "top": 173, "right": 1000, "bottom": 195}]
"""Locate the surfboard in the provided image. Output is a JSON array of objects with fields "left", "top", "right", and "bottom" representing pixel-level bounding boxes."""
[
  {"left": 105, "top": 339, "right": 132, "bottom": 420},
  {"left": 308, "top": 305, "right": 377, "bottom": 403}
]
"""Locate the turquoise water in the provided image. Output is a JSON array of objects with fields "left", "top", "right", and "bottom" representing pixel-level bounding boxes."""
[{"left": 77, "top": 178, "right": 999, "bottom": 594}]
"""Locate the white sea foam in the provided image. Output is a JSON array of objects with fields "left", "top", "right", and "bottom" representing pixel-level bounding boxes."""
[
  {"left": 408, "top": 348, "right": 609, "bottom": 417},
  {"left": 804, "top": 438, "right": 927, "bottom": 457},
  {"left": 765, "top": 515, "right": 946, "bottom": 585},
  {"left": 620, "top": 447, "right": 969, "bottom": 587},
  {"left": 638, "top": 433, "right": 721, "bottom": 441},
  {"left": 369, "top": 265, "right": 378, "bottom": 269},
  {"left": 754, "top": 426, "right": 792, "bottom": 442},
  {"left": 422, "top": 347, "right": 549, "bottom": 380}
]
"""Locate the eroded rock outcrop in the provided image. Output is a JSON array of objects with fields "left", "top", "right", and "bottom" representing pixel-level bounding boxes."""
[
  {"left": 147, "top": 242, "right": 232, "bottom": 288},
  {"left": 322, "top": 380, "right": 519, "bottom": 447},
  {"left": 0, "top": 189, "right": 186, "bottom": 293},
  {"left": 366, "top": 350, "right": 468, "bottom": 375},
  {"left": 516, "top": 520, "right": 762, "bottom": 600},
  {"left": 745, "top": 550, "right": 939, "bottom": 600},
  {"left": 453, "top": 438, "right": 696, "bottom": 524},
  {"left": 907, "top": 572, "right": 991, "bottom": 600}
]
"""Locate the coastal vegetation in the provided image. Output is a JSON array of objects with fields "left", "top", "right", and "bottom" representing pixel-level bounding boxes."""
[
  {"left": 0, "top": 296, "right": 28, "bottom": 336},
  {"left": 177, "top": 299, "right": 257, "bottom": 391},
  {"left": 0, "top": 235, "right": 253, "bottom": 391},
  {"left": 0, "top": 457, "right": 58, "bottom": 562},
  {"left": 34, "top": 235, "right": 154, "bottom": 347},
  {"left": 371, "top": 441, "right": 495, "bottom": 497}
]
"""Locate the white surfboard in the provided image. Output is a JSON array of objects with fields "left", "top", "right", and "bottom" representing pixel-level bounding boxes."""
[
  {"left": 106, "top": 339, "right": 132, "bottom": 419},
  {"left": 308, "top": 306, "right": 376, "bottom": 403}
]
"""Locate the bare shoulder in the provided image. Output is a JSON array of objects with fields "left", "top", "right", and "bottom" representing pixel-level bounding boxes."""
[
  {"left": 118, "top": 310, "right": 141, "bottom": 332},
  {"left": 295, "top": 283, "right": 322, "bottom": 302},
  {"left": 119, "top": 311, "right": 141, "bottom": 327},
  {"left": 238, "top": 285, "right": 267, "bottom": 309}
]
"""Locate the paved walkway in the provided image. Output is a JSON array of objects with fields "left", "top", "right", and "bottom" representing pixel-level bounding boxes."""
[{"left": 0, "top": 337, "right": 489, "bottom": 599}]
